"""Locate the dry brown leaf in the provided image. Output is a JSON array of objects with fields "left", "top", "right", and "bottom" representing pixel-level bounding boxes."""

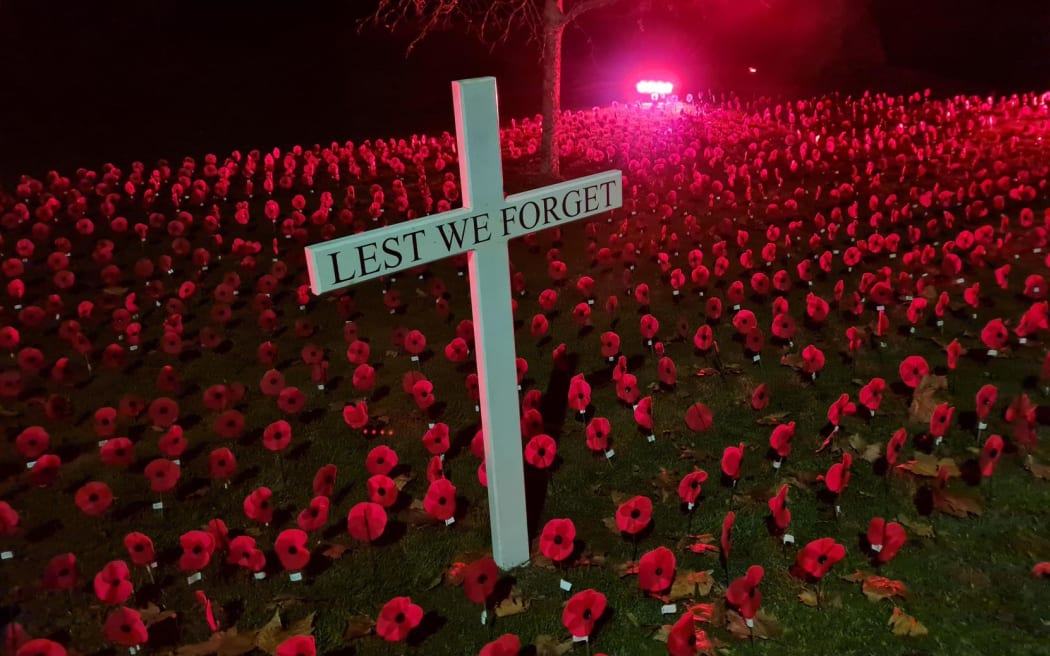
[
  {"left": 602, "top": 516, "right": 620, "bottom": 534},
  {"left": 576, "top": 550, "right": 607, "bottom": 567},
  {"left": 908, "top": 374, "right": 948, "bottom": 423},
  {"left": 254, "top": 611, "right": 314, "bottom": 656},
  {"left": 863, "top": 577, "right": 908, "bottom": 602},
  {"left": 392, "top": 473, "right": 414, "bottom": 490},
  {"left": 933, "top": 489, "right": 983, "bottom": 517},
  {"left": 667, "top": 570, "right": 713, "bottom": 601},
  {"left": 402, "top": 499, "right": 441, "bottom": 527},
  {"left": 898, "top": 453, "right": 960, "bottom": 478},
  {"left": 493, "top": 586, "right": 529, "bottom": 617},
  {"left": 176, "top": 628, "right": 256, "bottom": 656},
  {"left": 343, "top": 615, "right": 375, "bottom": 640},
  {"left": 840, "top": 570, "right": 875, "bottom": 583},
  {"left": 726, "top": 608, "right": 782, "bottom": 640},
  {"left": 650, "top": 624, "right": 672, "bottom": 642},
  {"left": 609, "top": 490, "right": 633, "bottom": 506},
  {"left": 651, "top": 469, "right": 679, "bottom": 503},
  {"left": 756, "top": 411, "right": 791, "bottom": 426},
  {"left": 533, "top": 634, "right": 574, "bottom": 656},
  {"left": 798, "top": 590, "right": 819, "bottom": 607},
  {"left": 887, "top": 607, "right": 928, "bottom": 637},
  {"left": 896, "top": 515, "right": 936, "bottom": 539},
  {"left": 138, "top": 603, "right": 178, "bottom": 627},
  {"left": 779, "top": 353, "right": 807, "bottom": 371},
  {"left": 1025, "top": 457, "right": 1050, "bottom": 480},
  {"left": 320, "top": 543, "right": 350, "bottom": 560}
]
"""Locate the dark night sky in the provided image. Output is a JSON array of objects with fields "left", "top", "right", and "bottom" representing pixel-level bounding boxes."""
[{"left": 0, "top": 0, "right": 1047, "bottom": 182}]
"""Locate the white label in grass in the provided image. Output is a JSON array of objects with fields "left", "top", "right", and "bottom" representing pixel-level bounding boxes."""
[
  {"left": 289, "top": 572, "right": 303, "bottom": 582},
  {"left": 410, "top": 355, "right": 419, "bottom": 362},
  {"left": 978, "top": 421, "right": 988, "bottom": 430},
  {"left": 475, "top": 404, "right": 480, "bottom": 413},
  {"left": 25, "top": 461, "right": 36, "bottom": 469},
  {"left": 935, "top": 437, "right": 943, "bottom": 446},
  {"left": 560, "top": 579, "right": 573, "bottom": 592},
  {"left": 588, "top": 298, "right": 595, "bottom": 304},
  {"left": 481, "top": 610, "right": 487, "bottom": 625},
  {"left": 572, "top": 636, "right": 589, "bottom": 644},
  {"left": 672, "top": 290, "right": 679, "bottom": 296},
  {"left": 877, "top": 305, "right": 885, "bottom": 312},
  {"left": 972, "top": 314, "right": 978, "bottom": 320},
  {"left": 605, "top": 449, "right": 616, "bottom": 460},
  {"left": 1019, "top": 338, "right": 1028, "bottom": 345},
  {"left": 428, "top": 423, "right": 435, "bottom": 429},
  {"left": 1035, "top": 248, "right": 1043, "bottom": 254},
  {"left": 647, "top": 339, "right": 653, "bottom": 346},
  {"left": 835, "top": 505, "right": 841, "bottom": 515},
  {"left": 647, "top": 434, "right": 656, "bottom": 443},
  {"left": 732, "top": 304, "right": 740, "bottom": 311},
  {"left": 444, "top": 517, "right": 455, "bottom": 526},
  {"left": 1, "top": 551, "right": 13, "bottom": 560},
  {"left": 299, "top": 305, "right": 305, "bottom": 311},
  {"left": 149, "top": 562, "right": 158, "bottom": 569},
  {"left": 608, "top": 356, "right": 615, "bottom": 362},
  {"left": 871, "top": 543, "right": 883, "bottom": 553},
  {"left": 753, "top": 354, "right": 761, "bottom": 363},
  {"left": 937, "top": 320, "right": 944, "bottom": 327},
  {"left": 746, "top": 618, "right": 755, "bottom": 628},
  {"left": 458, "top": 270, "right": 464, "bottom": 277},
  {"left": 152, "top": 501, "right": 164, "bottom": 511},
  {"left": 988, "top": 349, "right": 998, "bottom": 357},
  {"left": 956, "top": 278, "right": 966, "bottom": 284},
  {"left": 317, "top": 384, "right": 325, "bottom": 391},
  {"left": 783, "top": 534, "right": 794, "bottom": 545},
  {"left": 773, "top": 459, "right": 782, "bottom": 469},
  {"left": 910, "top": 327, "right": 915, "bottom": 334},
  {"left": 890, "top": 253, "right": 898, "bottom": 259},
  {"left": 167, "top": 269, "right": 174, "bottom": 275},
  {"left": 254, "top": 571, "right": 267, "bottom": 580},
  {"left": 186, "top": 572, "right": 202, "bottom": 585},
  {"left": 661, "top": 604, "right": 678, "bottom": 615}
]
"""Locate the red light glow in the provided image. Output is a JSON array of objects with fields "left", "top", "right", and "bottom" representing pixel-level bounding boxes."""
[{"left": 636, "top": 80, "right": 674, "bottom": 95}]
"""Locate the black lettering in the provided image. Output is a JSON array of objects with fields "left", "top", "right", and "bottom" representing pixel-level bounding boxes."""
[
  {"left": 436, "top": 218, "right": 470, "bottom": 251},
  {"left": 541, "top": 195, "right": 560, "bottom": 225},
  {"left": 402, "top": 228, "right": 426, "bottom": 262},
  {"left": 584, "top": 184, "right": 599, "bottom": 213},
  {"left": 381, "top": 236, "right": 403, "bottom": 269},
  {"left": 357, "top": 242, "right": 380, "bottom": 276},
  {"left": 599, "top": 180, "right": 617, "bottom": 207},
  {"left": 500, "top": 206, "right": 517, "bottom": 237},
  {"left": 562, "top": 189, "right": 582, "bottom": 218},
  {"left": 328, "top": 251, "right": 355, "bottom": 284},
  {"left": 520, "top": 201, "right": 540, "bottom": 230},
  {"left": 471, "top": 213, "right": 492, "bottom": 244}
]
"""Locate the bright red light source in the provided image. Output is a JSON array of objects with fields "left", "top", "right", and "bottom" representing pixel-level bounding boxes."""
[
  {"left": 748, "top": 67, "right": 758, "bottom": 74},
  {"left": 636, "top": 80, "right": 674, "bottom": 95}
]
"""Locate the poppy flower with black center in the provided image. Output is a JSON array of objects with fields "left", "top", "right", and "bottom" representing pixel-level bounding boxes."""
[
  {"left": 478, "top": 634, "right": 520, "bottom": 656},
  {"left": 15, "top": 426, "right": 49, "bottom": 460},
  {"left": 980, "top": 434, "right": 1004, "bottom": 477},
  {"left": 886, "top": 428, "right": 907, "bottom": 467},
  {"left": 929, "top": 402, "right": 954, "bottom": 438},
  {"left": 769, "top": 422, "right": 795, "bottom": 460},
  {"left": 155, "top": 365, "right": 180, "bottom": 393},
  {"left": 43, "top": 552, "right": 78, "bottom": 591},
  {"left": 859, "top": 378, "right": 886, "bottom": 414},
  {"left": 93, "top": 560, "right": 133, "bottom": 605},
  {"left": 123, "top": 532, "right": 155, "bottom": 567},
  {"left": 463, "top": 556, "right": 499, "bottom": 605},
  {"left": 820, "top": 453, "right": 852, "bottom": 495},
  {"left": 615, "top": 372, "right": 639, "bottom": 405},
  {"left": 632, "top": 397, "right": 653, "bottom": 432},
  {"left": 768, "top": 484, "right": 791, "bottom": 531},
  {"left": 615, "top": 495, "right": 652, "bottom": 535},
  {"left": 345, "top": 339, "right": 371, "bottom": 366},
  {"left": 262, "top": 419, "right": 292, "bottom": 452},
  {"left": 750, "top": 383, "right": 770, "bottom": 411},
  {"left": 276, "top": 387, "right": 305, "bottom": 414},
  {"left": 259, "top": 369, "right": 286, "bottom": 397},
  {"left": 585, "top": 417, "right": 611, "bottom": 452},
  {"left": 15, "top": 639, "right": 66, "bottom": 656},
  {"left": 567, "top": 374, "right": 591, "bottom": 413},
  {"left": 345, "top": 364, "right": 375, "bottom": 394},
  {"left": 731, "top": 309, "right": 756, "bottom": 336},
  {"left": 361, "top": 473, "right": 397, "bottom": 508},
  {"left": 146, "top": 396, "right": 179, "bottom": 429},
  {"left": 274, "top": 528, "right": 311, "bottom": 572},
  {"left": 0, "top": 501, "right": 20, "bottom": 536},
  {"left": 206, "top": 447, "right": 236, "bottom": 481},
  {"left": 344, "top": 501, "right": 387, "bottom": 544},
  {"left": 530, "top": 314, "right": 550, "bottom": 339},
  {"left": 295, "top": 495, "right": 330, "bottom": 533},
  {"left": 275, "top": 636, "right": 314, "bottom": 656},
  {"left": 524, "top": 433, "right": 557, "bottom": 469},
  {"left": 205, "top": 405, "right": 244, "bottom": 438},
  {"left": 29, "top": 454, "right": 61, "bottom": 487},
  {"left": 421, "top": 423, "right": 450, "bottom": 456},
  {"left": 981, "top": 318, "right": 1009, "bottom": 351},
  {"left": 683, "top": 402, "right": 714, "bottom": 433},
  {"left": 726, "top": 565, "right": 764, "bottom": 619},
  {"left": 144, "top": 458, "right": 180, "bottom": 494},
  {"left": 227, "top": 535, "right": 266, "bottom": 572},
  {"left": 721, "top": 442, "right": 744, "bottom": 480},
  {"left": 75, "top": 481, "right": 113, "bottom": 517},
  {"left": 94, "top": 407, "right": 118, "bottom": 438},
  {"left": 797, "top": 537, "right": 846, "bottom": 580},
  {"left": 443, "top": 337, "right": 470, "bottom": 363},
  {"left": 403, "top": 329, "right": 427, "bottom": 357},
  {"left": 801, "top": 345, "right": 825, "bottom": 375},
  {"left": 866, "top": 517, "right": 906, "bottom": 564},
  {"left": 743, "top": 326, "right": 765, "bottom": 353},
  {"left": 726, "top": 281, "right": 746, "bottom": 307},
  {"left": 806, "top": 292, "right": 830, "bottom": 323},
  {"left": 898, "top": 355, "right": 930, "bottom": 389},
  {"left": 602, "top": 332, "right": 622, "bottom": 362},
  {"left": 562, "top": 588, "right": 606, "bottom": 639},
  {"left": 638, "top": 546, "right": 676, "bottom": 594},
  {"left": 423, "top": 478, "right": 457, "bottom": 521},
  {"left": 539, "top": 518, "right": 575, "bottom": 562},
  {"left": 305, "top": 463, "right": 336, "bottom": 498},
  {"left": 412, "top": 379, "right": 435, "bottom": 410},
  {"left": 244, "top": 487, "right": 275, "bottom": 524},
  {"left": 376, "top": 596, "right": 423, "bottom": 642},
  {"left": 827, "top": 393, "right": 856, "bottom": 427},
  {"left": 157, "top": 425, "right": 187, "bottom": 460},
  {"left": 178, "top": 530, "right": 216, "bottom": 572},
  {"left": 118, "top": 395, "right": 148, "bottom": 420},
  {"left": 103, "top": 606, "right": 148, "bottom": 647}
]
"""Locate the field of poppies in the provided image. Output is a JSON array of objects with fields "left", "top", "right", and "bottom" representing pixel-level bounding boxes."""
[{"left": 2, "top": 88, "right": 1050, "bottom": 656}]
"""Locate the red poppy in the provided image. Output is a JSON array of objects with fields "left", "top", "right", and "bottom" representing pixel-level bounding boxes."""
[
  {"left": 75, "top": 481, "right": 113, "bottom": 516},
  {"left": 311, "top": 463, "right": 337, "bottom": 497},
  {"left": 260, "top": 369, "right": 286, "bottom": 397},
  {"left": 277, "top": 387, "right": 306, "bottom": 414},
  {"left": 768, "top": 484, "right": 791, "bottom": 531},
  {"left": 635, "top": 284, "right": 651, "bottom": 306},
  {"left": 424, "top": 478, "right": 457, "bottom": 521},
  {"left": 771, "top": 313, "right": 797, "bottom": 341},
  {"left": 412, "top": 379, "right": 436, "bottom": 410},
  {"left": 638, "top": 546, "right": 676, "bottom": 594},
  {"left": 94, "top": 407, "right": 118, "bottom": 438},
  {"left": 567, "top": 374, "right": 591, "bottom": 413},
  {"left": 898, "top": 355, "right": 930, "bottom": 388},
  {"left": 886, "top": 428, "right": 907, "bottom": 467},
  {"left": 214, "top": 409, "right": 246, "bottom": 439},
  {"left": 721, "top": 442, "right": 744, "bottom": 480},
  {"left": 263, "top": 420, "right": 293, "bottom": 452},
  {"left": 15, "top": 426, "right": 49, "bottom": 460},
  {"left": 634, "top": 397, "right": 653, "bottom": 431},
  {"left": 478, "top": 634, "right": 520, "bottom": 656},
  {"left": 376, "top": 596, "right": 423, "bottom": 642},
  {"left": 693, "top": 324, "right": 715, "bottom": 351},
  {"left": 726, "top": 565, "right": 764, "bottom": 619},
  {"left": 524, "top": 433, "right": 557, "bottom": 469},
  {"left": 929, "top": 402, "right": 954, "bottom": 439},
  {"left": 143, "top": 457, "right": 181, "bottom": 493},
  {"left": 980, "top": 434, "right": 1004, "bottom": 477},
  {"left": 103, "top": 607, "right": 148, "bottom": 647},
  {"left": 806, "top": 292, "right": 830, "bottom": 323},
  {"left": 15, "top": 640, "right": 65, "bottom": 656},
  {"left": 976, "top": 384, "right": 998, "bottom": 420},
  {"left": 704, "top": 296, "right": 722, "bottom": 320},
  {"left": 295, "top": 495, "right": 330, "bottom": 533},
  {"left": 677, "top": 469, "right": 708, "bottom": 507},
  {"left": 666, "top": 611, "right": 704, "bottom": 656},
  {"left": 244, "top": 487, "right": 274, "bottom": 524},
  {"left": 684, "top": 402, "right": 714, "bottom": 432},
  {"left": 275, "top": 636, "right": 315, "bottom": 656},
  {"left": 616, "top": 373, "right": 640, "bottom": 405},
  {"left": 124, "top": 532, "right": 155, "bottom": 567},
  {"left": 42, "top": 552, "right": 78, "bottom": 591},
  {"left": 585, "top": 417, "right": 611, "bottom": 452},
  {"left": 828, "top": 393, "right": 856, "bottom": 427},
  {"left": 157, "top": 426, "right": 187, "bottom": 460},
  {"left": 208, "top": 448, "right": 237, "bottom": 481},
  {"left": 93, "top": 560, "right": 133, "bottom": 605},
  {"left": 539, "top": 518, "right": 575, "bottom": 562},
  {"left": 750, "top": 383, "right": 770, "bottom": 410},
  {"left": 404, "top": 329, "right": 427, "bottom": 356},
  {"left": 422, "top": 423, "right": 450, "bottom": 456},
  {"left": 867, "top": 518, "right": 906, "bottom": 564},
  {"left": 821, "top": 453, "right": 853, "bottom": 494},
  {"left": 562, "top": 589, "right": 606, "bottom": 638},
  {"left": 769, "top": 422, "right": 795, "bottom": 460},
  {"left": 146, "top": 397, "right": 179, "bottom": 428},
  {"left": 801, "top": 345, "right": 825, "bottom": 375},
  {"left": 463, "top": 556, "right": 499, "bottom": 605},
  {"left": 228, "top": 536, "right": 266, "bottom": 572},
  {"left": 178, "top": 530, "right": 215, "bottom": 572},
  {"left": 29, "top": 454, "right": 61, "bottom": 487},
  {"left": 615, "top": 495, "right": 652, "bottom": 535},
  {"left": 859, "top": 378, "right": 886, "bottom": 414},
  {"left": 274, "top": 528, "right": 311, "bottom": 572},
  {"left": 797, "top": 537, "right": 846, "bottom": 579},
  {"left": 720, "top": 511, "right": 736, "bottom": 564}
]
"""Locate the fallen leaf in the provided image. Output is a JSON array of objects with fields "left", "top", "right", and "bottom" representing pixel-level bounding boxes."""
[
  {"left": 445, "top": 561, "right": 468, "bottom": 587},
  {"left": 392, "top": 473, "right": 414, "bottom": 490},
  {"left": 576, "top": 550, "right": 607, "bottom": 567},
  {"left": 493, "top": 586, "right": 529, "bottom": 617},
  {"left": 887, "top": 607, "right": 928, "bottom": 637},
  {"left": 666, "top": 570, "right": 711, "bottom": 601},
  {"left": 896, "top": 515, "right": 936, "bottom": 539},
  {"left": 756, "top": 412, "right": 791, "bottom": 426},
  {"left": 343, "top": 615, "right": 374, "bottom": 640},
  {"left": 533, "top": 634, "right": 573, "bottom": 656},
  {"left": 726, "top": 609, "right": 782, "bottom": 640},
  {"left": 254, "top": 611, "right": 314, "bottom": 656},
  {"left": 681, "top": 533, "right": 718, "bottom": 555},
  {"left": 798, "top": 590, "right": 819, "bottom": 606},
  {"left": 176, "top": 628, "right": 256, "bottom": 656},
  {"left": 863, "top": 577, "right": 908, "bottom": 602},
  {"left": 265, "top": 596, "right": 307, "bottom": 611},
  {"left": 402, "top": 499, "right": 441, "bottom": 527},
  {"left": 138, "top": 603, "right": 178, "bottom": 627},
  {"left": 615, "top": 561, "right": 640, "bottom": 578},
  {"left": 1025, "top": 457, "right": 1050, "bottom": 481},
  {"left": 933, "top": 489, "right": 983, "bottom": 517},
  {"left": 320, "top": 543, "right": 349, "bottom": 560},
  {"left": 780, "top": 353, "right": 807, "bottom": 371},
  {"left": 840, "top": 570, "right": 875, "bottom": 584},
  {"left": 602, "top": 516, "right": 620, "bottom": 534},
  {"left": 651, "top": 469, "right": 679, "bottom": 503},
  {"left": 898, "top": 453, "right": 960, "bottom": 478},
  {"left": 694, "top": 367, "right": 720, "bottom": 377},
  {"left": 650, "top": 624, "right": 672, "bottom": 642},
  {"left": 909, "top": 375, "right": 948, "bottom": 423}
]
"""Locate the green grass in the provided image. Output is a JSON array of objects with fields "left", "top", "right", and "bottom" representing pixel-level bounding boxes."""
[{"left": 2, "top": 97, "right": 1050, "bottom": 656}]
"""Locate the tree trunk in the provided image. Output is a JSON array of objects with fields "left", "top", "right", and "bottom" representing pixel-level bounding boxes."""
[{"left": 540, "top": 0, "right": 564, "bottom": 178}]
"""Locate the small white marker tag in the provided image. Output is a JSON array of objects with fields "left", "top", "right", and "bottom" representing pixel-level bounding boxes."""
[
  {"left": 835, "top": 505, "right": 841, "bottom": 515},
  {"left": 475, "top": 404, "right": 480, "bottom": 413},
  {"left": 889, "top": 253, "right": 896, "bottom": 259},
  {"left": 783, "top": 534, "right": 795, "bottom": 545},
  {"left": 152, "top": 502, "right": 164, "bottom": 510},
  {"left": 428, "top": 423, "right": 435, "bottom": 429},
  {"left": 871, "top": 544, "right": 883, "bottom": 553},
  {"left": 588, "top": 298, "right": 595, "bottom": 305},
  {"left": 150, "top": 562, "right": 158, "bottom": 569},
  {"left": 458, "top": 270, "right": 464, "bottom": 276},
  {"left": 299, "top": 305, "right": 305, "bottom": 311},
  {"left": 647, "top": 434, "right": 656, "bottom": 443},
  {"left": 572, "top": 636, "right": 589, "bottom": 644},
  {"left": 1035, "top": 248, "right": 1043, "bottom": 254},
  {"left": 647, "top": 339, "right": 653, "bottom": 346},
  {"left": 129, "top": 344, "right": 138, "bottom": 351},
  {"left": 25, "top": 461, "right": 36, "bottom": 469},
  {"left": 988, "top": 349, "right": 998, "bottom": 357},
  {"left": 254, "top": 571, "right": 267, "bottom": 580},
  {"left": 936, "top": 320, "right": 944, "bottom": 327},
  {"left": 1019, "top": 338, "right": 1028, "bottom": 345},
  {"left": 956, "top": 278, "right": 965, "bottom": 284},
  {"left": 517, "top": 384, "right": 522, "bottom": 391},
  {"left": 481, "top": 610, "right": 487, "bottom": 625},
  {"left": 661, "top": 604, "right": 678, "bottom": 615},
  {"left": 746, "top": 618, "right": 755, "bottom": 628},
  {"left": 289, "top": 572, "right": 303, "bottom": 582},
  {"left": 608, "top": 356, "right": 615, "bottom": 362},
  {"left": 972, "top": 314, "right": 978, "bottom": 320},
  {"left": 909, "top": 327, "right": 915, "bottom": 334},
  {"left": 560, "top": 579, "right": 573, "bottom": 591},
  {"left": 732, "top": 304, "right": 740, "bottom": 311},
  {"left": 687, "top": 502, "right": 695, "bottom": 511},
  {"left": 935, "top": 437, "right": 943, "bottom": 446},
  {"left": 978, "top": 421, "right": 988, "bottom": 430},
  {"left": 672, "top": 290, "right": 679, "bottom": 296},
  {"left": 1, "top": 551, "right": 13, "bottom": 560},
  {"left": 317, "top": 384, "right": 325, "bottom": 391},
  {"left": 877, "top": 305, "right": 885, "bottom": 312},
  {"left": 98, "top": 440, "right": 109, "bottom": 447},
  {"left": 773, "top": 459, "right": 782, "bottom": 469},
  {"left": 444, "top": 517, "right": 455, "bottom": 526},
  {"left": 187, "top": 572, "right": 202, "bottom": 585},
  {"left": 605, "top": 449, "right": 616, "bottom": 459},
  {"left": 753, "top": 354, "right": 761, "bottom": 363},
  {"left": 410, "top": 355, "right": 419, "bottom": 362}
]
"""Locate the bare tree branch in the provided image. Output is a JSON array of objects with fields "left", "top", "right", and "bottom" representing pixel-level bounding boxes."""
[{"left": 564, "top": 0, "right": 623, "bottom": 24}]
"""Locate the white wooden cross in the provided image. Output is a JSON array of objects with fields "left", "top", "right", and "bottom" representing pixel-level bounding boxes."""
[{"left": 305, "top": 77, "right": 622, "bottom": 569}]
